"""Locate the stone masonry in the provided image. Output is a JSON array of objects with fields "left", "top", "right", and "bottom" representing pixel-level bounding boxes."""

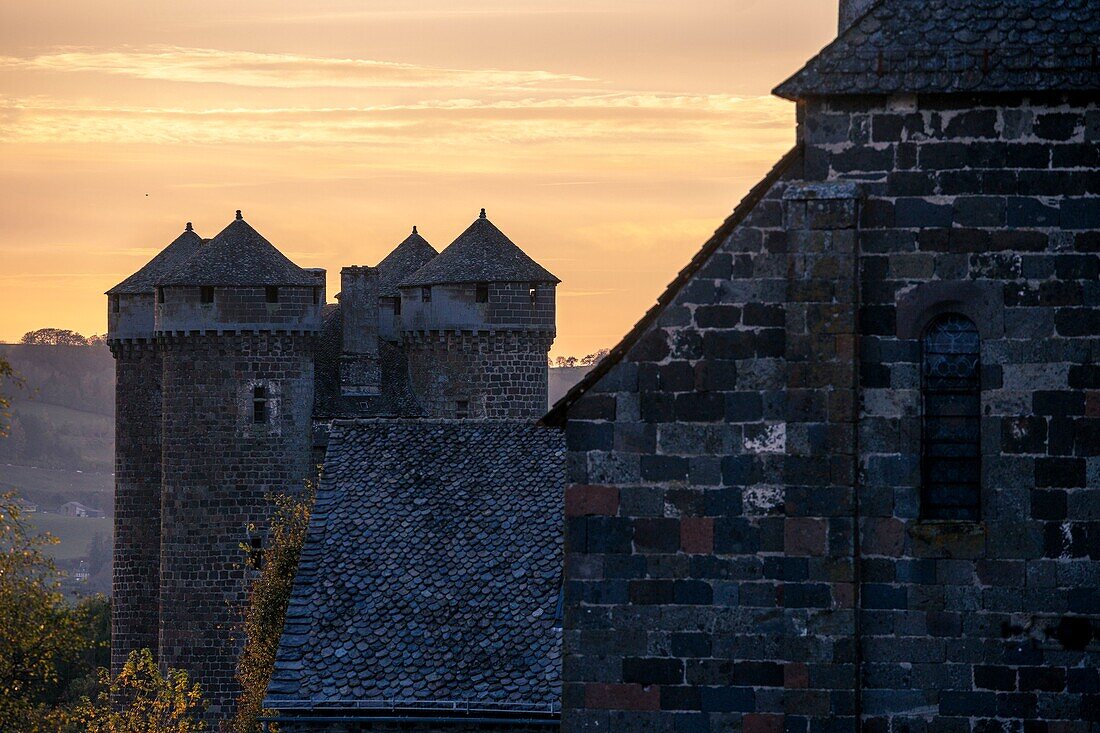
[{"left": 550, "top": 9, "right": 1100, "bottom": 728}]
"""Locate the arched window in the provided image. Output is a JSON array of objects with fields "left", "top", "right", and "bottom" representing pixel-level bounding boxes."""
[{"left": 922, "top": 313, "right": 981, "bottom": 520}]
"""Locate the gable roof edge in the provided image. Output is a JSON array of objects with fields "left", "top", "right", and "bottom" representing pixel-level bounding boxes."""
[
  {"left": 541, "top": 145, "right": 803, "bottom": 427},
  {"left": 772, "top": 0, "right": 884, "bottom": 100}
]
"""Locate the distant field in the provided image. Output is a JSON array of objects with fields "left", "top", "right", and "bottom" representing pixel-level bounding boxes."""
[
  {"left": 0, "top": 463, "right": 113, "bottom": 513},
  {"left": 26, "top": 512, "right": 113, "bottom": 561}
]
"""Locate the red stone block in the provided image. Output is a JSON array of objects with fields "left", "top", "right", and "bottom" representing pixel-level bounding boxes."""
[
  {"left": 584, "top": 682, "right": 660, "bottom": 710},
  {"left": 784, "top": 517, "right": 827, "bottom": 556},
  {"left": 565, "top": 484, "right": 620, "bottom": 517},
  {"left": 680, "top": 517, "right": 714, "bottom": 554},
  {"left": 744, "top": 714, "right": 785, "bottom": 733},
  {"left": 862, "top": 517, "right": 904, "bottom": 556},
  {"left": 1086, "top": 390, "right": 1100, "bottom": 417},
  {"left": 784, "top": 662, "right": 809, "bottom": 689}
]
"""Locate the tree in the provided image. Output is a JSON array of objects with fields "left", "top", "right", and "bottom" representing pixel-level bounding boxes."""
[
  {"left": 0, "top": 355, "right": 24, "bottom": 438},
  {"left": 581, "top": 349, "right": 610, "bottom": 366},
  {"left": 0, "top": 492, "right": 86, "bottom": 732},
  {"left": 75, "top": 648, "right": 207, "bottom": 733},
  {"left": 20, "top": 330, "right": 90, "bottom": 347},
  {"left": 234, "top": 487, "right": 315, "bottom": 733}
]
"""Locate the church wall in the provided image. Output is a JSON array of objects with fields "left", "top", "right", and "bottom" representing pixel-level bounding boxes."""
[
  {"left": 804, "top": 92, "right": 1100, "bottom": 731},
  {"left": 561, "top": 91, "right": 1100, "bottom": 732}
]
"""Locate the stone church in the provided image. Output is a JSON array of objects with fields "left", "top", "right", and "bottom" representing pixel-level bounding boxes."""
[
  {"left": 547, "top": 0, "right": 1100, "bottom": 731},
  {"left": 108, "top": 0, "right": 1100, "bottom": 731}
]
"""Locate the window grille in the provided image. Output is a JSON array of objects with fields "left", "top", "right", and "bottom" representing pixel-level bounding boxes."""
[
  {"left": 921, "top": 313, "right": 981, "bottom": 520},
  {"left": 253, "top": 385, "right": 269, "bottom": 424}
]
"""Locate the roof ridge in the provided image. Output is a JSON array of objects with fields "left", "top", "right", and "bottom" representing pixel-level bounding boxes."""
[{"left": 541, "top": 145, "right": 803, "bottom": 426}]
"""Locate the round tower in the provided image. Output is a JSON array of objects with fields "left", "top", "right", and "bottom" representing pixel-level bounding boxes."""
[
  {"left": 154, "top": 211, "right": 323, "bottom": 720},
  {"left": 397, "top": 209, "right": 558, "bottom": 419},
  {"left": 106, "top": 223, "right": 202, "bottom": 677}
]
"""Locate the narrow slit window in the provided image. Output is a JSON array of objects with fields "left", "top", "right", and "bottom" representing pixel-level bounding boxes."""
[
  {"left": 253, "top": 385, "right": 269, "bottom": 424},
  {"left": 248, "top": 536, "right": 264, "bottom": 570},
  {"left": 529, "top": 284, "right": 538, "bottom": 302},
  {"left": 455, "top": 400, "right": 469, "bottom": 419},
  {"left": 393, "top": 296, "right": 402, "bottom": 315},
  {"left": 312, "top": 287, "right": 320, "bottom": 305},
  {"left": 265, "top": 286, "right": 279, "bottom": 303},
  {"left": 111, "top": 296, "right": 120, "bottom": 313},
  {"left": 476, "top": 283, "right": 489, "bottom": 303},
  {"left": 421, "top": 286, "right": 432, "bottom": 303},
  {"left": 156, "top": 287, "right": 164, "bottom": 304},
  {"left": 921, "top": 314, "right": 981, "bottom": 521},
  {"left": 201, "top": 286, "right": 214, "bottom": 304}
]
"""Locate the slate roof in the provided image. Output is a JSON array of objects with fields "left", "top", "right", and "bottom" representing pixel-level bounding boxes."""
[
  {"left": 265, "top": 420, "right": 564, "bottom": 715},
  {"left": 400, "top": 211, "right": 559, "bottom": 287},
  {"left": 158, "top": 212, "right": 319, "bottom": 287},
  {"left": 775, "top": 0, "right": 1100, "bottom": 99},
  {"left": 542, "top": 146, "right": 802, "bottom": 426},
  {"left": 106, "top": 225, "right": 203, "bottom": 295},
  {"left": 312, "top": 305, "right": 425, "bottom": 419},
  {"left": 376, "top": 227, "right": 438, "bottom": 297}
]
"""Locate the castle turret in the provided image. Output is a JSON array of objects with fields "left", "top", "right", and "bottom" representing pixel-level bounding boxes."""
[
  {"left": 106, "top": 223, "right": 202, "bottom": 677},
  {"left": 375, "top": 226, "right": 437, "bottom": 341},
  {"left": 338, "top": 265, "right": 380, "bottom": 396},
  {"left": 153, "top": 211, "right": 322, "bottom": 721},
  {"left": 397, "top": 209, "right": 558, "bottom": 418}
]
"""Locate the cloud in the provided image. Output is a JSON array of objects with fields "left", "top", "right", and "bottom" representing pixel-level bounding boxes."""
[
  {"left": 0, "top": 46, "right": 594, "bottom": 90},
  {"left": 0, "top": 93, "right": 792, "bottom": 147}
]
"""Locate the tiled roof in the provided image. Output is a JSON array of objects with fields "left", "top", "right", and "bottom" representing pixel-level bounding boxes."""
[
  {"left": 400, "top": 211, "right": 559, "bottom": 287},
  {"left": 775, "top": 0, "right": 1100, "bottom": 99},
  {"left": 158, "top": 213, "right": 319, "bottom": 287},
  {"left": 312, "top": 305, "right": 425, "bottom": 419},
  {"left": 106, "top": 225, "right": 203, "bottom": 295},
  {"left": 265, "top": 420, "right": 564, "bottom": 714},
  {"left": 376, "top": 228, "right": 438, "bottom": 297},
  {"left": 542, "top": 146, "right": 802, "bottom": 426}
]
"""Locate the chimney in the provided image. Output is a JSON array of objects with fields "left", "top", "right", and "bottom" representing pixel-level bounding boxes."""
[
  {"left": 339, "top": 266, "right": 380, "bottom": 397},
  {"left": 839, "top": 0, "right": 875, "bottom": 33}
]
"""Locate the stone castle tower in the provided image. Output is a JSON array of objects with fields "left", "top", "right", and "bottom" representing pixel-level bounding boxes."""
[
  {"left": 108, "top": 211, "right": 323, "bottom": 720},
  {"left": 108, "top": 208, "right": 556, "bottom": 723},
  {"left": 397, "top": 209, "right": 558, "bottom": 419}
]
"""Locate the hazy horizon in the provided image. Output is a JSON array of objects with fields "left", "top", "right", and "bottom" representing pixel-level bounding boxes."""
[{"left": 0, "top": 0, "right": 837, "bottom": 357}]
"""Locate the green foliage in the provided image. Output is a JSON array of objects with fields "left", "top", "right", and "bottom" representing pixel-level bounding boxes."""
[
  {"left": 0, "top": 491, "right": 86, "bottom": 732},
  {"left": 233, "top": 487, "right": 315, "bottom": 733},
  {"left": 0, "top": 354, "right": 24, "bottom": 437},
  {"left": 20, "top": 330, "right": 94, "bottom": 347},
  {"left": 76, "top": 648, "right": 207, "bottom": 733}
]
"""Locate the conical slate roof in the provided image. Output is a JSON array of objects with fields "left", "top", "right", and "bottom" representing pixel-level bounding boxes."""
[
  {"left": 375, "top": 227, "right": 438, "bottom": 297},
  {"left": 158, "top": 212, "right": 318, "bottom": 287},
  {"left": 106, "top": 224, "right": 204, "bottom": 295},
  {"left": 400, "top": 210, "right": 559, "bottom": 287}
]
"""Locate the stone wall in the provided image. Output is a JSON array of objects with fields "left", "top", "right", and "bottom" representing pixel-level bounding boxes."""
[
  {"left": 110, "top": 339, "right": 162, "bottom": 675},
  {"left": 560, "top": 91, "right": 1100, "bottom": 732},
  {"left": 561, "top": 158, "right": 807, "bottom": 732},
  {"left": 156, "top": 284, "right": 322, "bottom": 334},
  {"left": 272, "top": 717, "right": 557, "bottom": 733},
  {"left": 159, "top": 332, "right": 315, "bottom": 722},
  {"left": 804, "top": 92, "right": 1100, "bottom": 731},
  {"left": 405, "top": 331, "right": 553, "bottom": 419}
]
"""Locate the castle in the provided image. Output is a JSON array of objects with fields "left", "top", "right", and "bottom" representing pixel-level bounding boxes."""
[
  {"left": 106, "top": 209, "right": 559, "bottom": 720},
  {"left": 110, "top": 0, "right": 1100, "bottom": 730}
]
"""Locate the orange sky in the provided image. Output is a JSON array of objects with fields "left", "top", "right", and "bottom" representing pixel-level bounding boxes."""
[{"left": 0, "top": 0, "right": 836, "bottom": 357}]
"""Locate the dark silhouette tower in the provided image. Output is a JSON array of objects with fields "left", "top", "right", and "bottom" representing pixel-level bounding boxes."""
[
  {"left": 153, "top": 212, "right": 323, "bottom": 720},
  {"left": 397, "top": 210, "right": 558, "bottom": 418},
  {"left": 106, "top": 223, "right": 203, "bottom": 676}
]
